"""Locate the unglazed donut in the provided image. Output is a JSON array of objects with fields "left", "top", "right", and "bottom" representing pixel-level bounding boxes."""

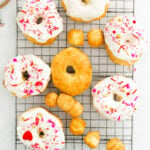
[
  {"left": 92, "top": 76, "right": 140, "bottom": 121},
  {"left": 52, "top": 47, "right": 92, "bottom": 96},
  {"left": 17, "top": 0, "right": 63, "bottom": 45},
  {"left": 104, "top": 16, "right": 146, "bottom": 66},
  {"left": 0, "top": 0, "right": 10, "bottom": 8},
  {"left": 17, "top": 107, "right": 65, "bottom": 150},
  {"left": 3, "top": 55, "right": 51, "bottom": 98},
  {"left": 62, "top": 0, "right": 109, "bottom": 22}
]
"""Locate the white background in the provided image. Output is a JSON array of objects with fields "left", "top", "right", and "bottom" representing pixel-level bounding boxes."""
[{"left": 0, "top": 0, "right": 149, "bottom": 149}]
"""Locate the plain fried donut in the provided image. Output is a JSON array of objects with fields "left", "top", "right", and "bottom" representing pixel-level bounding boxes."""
[
  {"left": 92, "top": 76, "right": 140, "bottom": 121},
  {"left": 52, "top": 47, "right": 92, "bottom": 96}
]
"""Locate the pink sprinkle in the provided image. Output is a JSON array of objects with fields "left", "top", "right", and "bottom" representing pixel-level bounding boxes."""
[
  {"left": 134, "top": 96, "right": 138, "bottom": 101},
  {"left": 13, "top": 58, "right": 17, "bottom": 62},
  {"left": 92, "top": 88, "right": 96, "bottom": 93},
  {"left": 131, "top": 53, "right": 135, "bottom": 57},
  {"left": 117, "top": 116, "right": 121, "bottom": 121},
  {"left": 134, "top": 68, "right": 136, "bottom": 72}
]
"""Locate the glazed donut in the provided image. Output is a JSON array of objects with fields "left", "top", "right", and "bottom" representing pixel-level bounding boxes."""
[
  {"left": 62, "top": 0, "right": 109, "bottom": 22},
  {"left": 104, "top": 16, "right": 146, "bottom": 66},
  {"left": 52, "top": 47, "right": 92, "bottom": 96},
  {"left": 17, "top": 0, "right": 63, "bottom": 45},
  {"left": 92, "top": 76, "right": 140, "bottom": 121},
  {"left": 17, "top": 107, "right": 65, "bottom": 150},
  {"left": 3, "top": 55, "right": 51, "bottom": 98},
  {"left": 0, "top": 0, "right": 10, "bottom": 8}
]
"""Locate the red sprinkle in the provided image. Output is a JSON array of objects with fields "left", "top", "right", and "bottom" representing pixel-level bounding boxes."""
[
  {"left": 113, "top": 30, "right": 116, "bottom": 34},
  {"left": 133, "top": 20, "right": 136, "bottom": 24},
  {"left": 23, "top": 131, "right": 33, "bottom": 141},
  {"left": 35, "top": 81, "right": 43, "bottom": 86}
]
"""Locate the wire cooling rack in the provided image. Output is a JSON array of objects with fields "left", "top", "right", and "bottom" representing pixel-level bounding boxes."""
[{"left": 16, "top": 0, "right": 135, "bottom": 149}]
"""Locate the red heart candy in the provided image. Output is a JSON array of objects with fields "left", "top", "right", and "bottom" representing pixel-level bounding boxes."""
[{"left": 23, "top": 131, "right": 33, "bottom": 141}]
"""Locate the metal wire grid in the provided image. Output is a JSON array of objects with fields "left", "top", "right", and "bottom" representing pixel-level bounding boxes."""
[{"left": 15, "top": 0, "right": 135, "bottom": 149}]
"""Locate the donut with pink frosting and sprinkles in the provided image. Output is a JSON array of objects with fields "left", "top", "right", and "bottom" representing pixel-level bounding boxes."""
[
  {"left": 17, "top": 107, "right": 65, "bottom": 150},
  {"left": 3, "top": 54, "right": 51, "bottom": 98},
  {"left": 92, "top": 76, "right": 140, "bottom": 121},
  {"left": 16, "top": 0, "right": 63, "bottom": 45},
  {"left": 104, "top": 16, "right": 146, "bottom": 66}
]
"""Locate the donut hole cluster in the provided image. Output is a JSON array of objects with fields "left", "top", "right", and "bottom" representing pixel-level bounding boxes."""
[
  {"left": 36, "top": 17, "right": 43, "bottom": 25},
  {"left": 66, "top": 66, "right": 76, "bottom": 74},
  {"left": 22, "top": 70, "right": 30, "bottom": 81}
]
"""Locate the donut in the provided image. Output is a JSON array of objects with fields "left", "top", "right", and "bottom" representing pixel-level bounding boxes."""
[
  {"left": 16, "top": 0, "right": 63, "bottom": 45},
  {"left": 69, "top": 118, "right": 86, "bottom": 136},
  {"left": 106, "top": 138, "right": 125, "bottom": 150},
  {"left": 87, "top": 29, "right": 104, "bottom": 47},
  {"left": 62, "top": 0, "right": 109, "bottom": 22},
  {"left": 92, "top": 76, "right": 140, "bottom": 121},
  {"left": 104, "top": 16, "right": 146, "bottom": 66},
  {"left": 0, "top": 0, "right": 10, "bottom": 8},
  {"left": 67, "top": 29, "right": 84, "bottom": 46},
  {"left": 3, "top": 55, "right": 51, "bottom": 98},
  {"left": 52, "top": 47, "right": 92, "bottom": 96},
  {"left": 84, "top": 131, "right": 100, "bottom": 149},
  {"left": 17, "top": 107, "right": 65, "bottom": 150}
]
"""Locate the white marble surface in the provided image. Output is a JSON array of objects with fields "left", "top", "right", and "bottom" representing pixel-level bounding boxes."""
[{"left": 0, "top": 0, "right": 150, "bottom": 149}]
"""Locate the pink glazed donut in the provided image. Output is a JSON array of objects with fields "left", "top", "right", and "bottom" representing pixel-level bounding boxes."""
[
  {"left": 92, "top": 76, "right": 140, "bottom": 121},
  {"left": 17, "top": 107, "right": 65, "bottom": 150},
  {"left": 3, "top": 55, "right": 51, "bottom": 98}
]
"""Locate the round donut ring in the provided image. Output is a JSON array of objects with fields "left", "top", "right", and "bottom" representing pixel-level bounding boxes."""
[
  {"left": 51, "top": 47, "right": 92, "bottom": 96},
  {"left": 92, "top": 75, "right": 140, "bottom": 121}
]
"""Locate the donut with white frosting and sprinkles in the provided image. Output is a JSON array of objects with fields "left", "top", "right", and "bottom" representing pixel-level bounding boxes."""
[
  {"left": 62, "top": 0, "right": 109, "bottom": 22},
  {"left": 104, "top": 16, "right": 146, "bottom": 66},
  {"left": 17, "top": 0, "right": 63, "bottom": 45},
  {"left": 17, "top": 107, "right": 65, "bottom": 150},
  {"left": 3, "top": 54, "right": 51, "bottom": 98},
  {"left": 92, "top": 76, "right": 140, "bottom": 121}
]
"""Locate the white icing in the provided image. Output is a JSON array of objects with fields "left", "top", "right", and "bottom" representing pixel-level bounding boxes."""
[
  {"left": 16, "top": 0, "right": 63, "bottom": 43},
  {"left": 104, "top": 16, "right": 146, "bottom": 64},
  {"left": 63, "top": 0, "right": 109, "bottom": 21},
  {"left": 92, "top": 76, "right": 140, "bottom": 121},
  {"left": 3, "top": 54, "right": 51, "bottom": 98},
  {"left": 17, "top": 107, "right": 65, "bottom": 150}
]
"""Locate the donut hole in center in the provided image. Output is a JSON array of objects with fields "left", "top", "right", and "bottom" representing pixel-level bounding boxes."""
[
  {"left": 36, "top": 17, "right": 43, "bottom": 24},
  {"left": 66, "top": 66, "right": 76, "bottom": 74},
  {"left": 22, "top": 71, "right": 30, "bottom": 81},
  {"left": 82, "top": 0, "right": 90, "bottom": 4},
  {"left": 39, "top": 130, "right": 45, "bottom": 138},
  {"left": 113, "top": 93, "right": 122, "bottom": 102}
]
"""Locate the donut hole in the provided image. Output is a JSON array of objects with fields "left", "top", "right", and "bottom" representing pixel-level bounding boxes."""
[
  {"left": 113, "top": 93, "right": 122, "bottom": 102},
  {"left": 22, "top": 71, "right": 30, "bottom": 80},
  {"left": 66, "top": 66, "right": 76, "bottom": 74},
  {"left": 36, "top": 17, "right": 43, "bottom": 24},
  {"left": 39, "top": 130, "right": 45, "bottom": 138}
]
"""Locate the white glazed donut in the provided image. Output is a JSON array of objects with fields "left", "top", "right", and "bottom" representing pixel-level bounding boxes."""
[
  {"left": 62, "top": 0, "right": 109, "bottom": 22},
  {"left": 17, "top": 107, "right": 65, "bottom": 150},
  {"left": 104, "top": 16, "right": 146, "bottom": 66},
  {"left": 3, "top": 55, "right": 51, "bottom": 98},
  {"left": 92, "top": 76, "right": 140, "bottom": 121},
  {"left": 17, "top": 0, "right": 63, "bottom": 45}
]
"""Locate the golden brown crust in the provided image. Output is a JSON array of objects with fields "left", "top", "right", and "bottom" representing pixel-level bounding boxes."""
[
  {"left": 0, "top": 0, "right": 10, "bottom": 8},
  {"left": 67, "top": 29, "right": 84, "bottom": 46},
  {"left": 106, "top": 138, "right": 125, "bottom": 150},
  {"left": 61, "top": 0, "right": 109, "bottom": 23},
  {"left": 24, "top": 34, "right": 57, "bottom": 46},
  {"left": 105, "top": 44, "right": 138, "bottom": 66},
  {"left": 84, "top": 131, "right": 100, "bottom": 149},
  {"left": 57, "top": 93, "right": 84, "bottom": 117},
  {"left": 87, "top": 29, "right": 104, "bottom": 47},
  {"left": 45, "top": 92, "right": 58, "bottom": 107},
  {"left": 51, "top": 47, "right": 92, "bottom": 96},
  {"left": 69, "top": 118, "right": 86, "bottom": 135}
]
